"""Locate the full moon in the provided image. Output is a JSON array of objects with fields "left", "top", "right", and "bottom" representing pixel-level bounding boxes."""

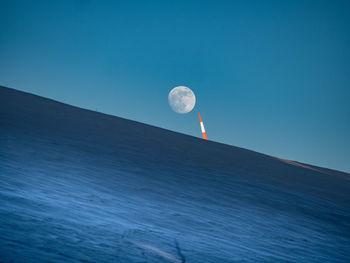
[{"left": 168, "top": 86, "right": 196, "bottom": 114}]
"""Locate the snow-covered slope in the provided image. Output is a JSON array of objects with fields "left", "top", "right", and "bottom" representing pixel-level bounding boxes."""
[{"left": 0, "top": 86, "right": 349, "bottom": 262}]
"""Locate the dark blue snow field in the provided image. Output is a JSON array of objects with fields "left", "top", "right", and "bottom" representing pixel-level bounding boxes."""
[{"left": 1, "top": 86, "right": 350, "bottom": 263}]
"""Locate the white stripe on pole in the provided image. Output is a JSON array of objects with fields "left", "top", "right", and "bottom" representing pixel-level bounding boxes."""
[{"left": 200, "top": 122, "right": 206, "bottom": 133}]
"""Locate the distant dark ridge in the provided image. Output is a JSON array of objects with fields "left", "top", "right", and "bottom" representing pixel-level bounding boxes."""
[{"left": 1, "top": 85, "right": 349, "bottom": 206}]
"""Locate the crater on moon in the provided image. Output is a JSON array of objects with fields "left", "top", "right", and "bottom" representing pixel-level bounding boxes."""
[{"left": 168, "top": 86, "right": 196, "bottom": 114}]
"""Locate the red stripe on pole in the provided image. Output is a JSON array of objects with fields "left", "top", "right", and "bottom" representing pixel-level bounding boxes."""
[
  {"left": 202, "top": 132, "right": 208, "bottom": 140},
  {"left": 198, "top": 112, "right": 203, "bottom": 122}
]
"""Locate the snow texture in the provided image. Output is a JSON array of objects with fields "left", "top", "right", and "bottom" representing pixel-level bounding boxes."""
[{"left": 0, "top": 86, "right": 349, "bottom": 262}]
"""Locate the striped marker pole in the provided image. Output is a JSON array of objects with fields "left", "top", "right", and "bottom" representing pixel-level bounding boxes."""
[{"left": 198, "top": 112, "right": 208, "bottom": 140}]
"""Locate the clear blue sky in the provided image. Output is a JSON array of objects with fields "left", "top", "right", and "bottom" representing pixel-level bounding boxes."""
[{"left": 1, "top": 0, "right": 349, "bottom": 172}]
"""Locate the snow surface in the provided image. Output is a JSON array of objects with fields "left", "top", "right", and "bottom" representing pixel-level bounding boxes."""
[{"left": 0, "top": 86, "right": 349, "bottom": 262}]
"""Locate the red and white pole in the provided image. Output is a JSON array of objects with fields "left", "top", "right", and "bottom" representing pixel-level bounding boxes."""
[{"left": 198, "top": 112, "right": 208, "bottom": 140}]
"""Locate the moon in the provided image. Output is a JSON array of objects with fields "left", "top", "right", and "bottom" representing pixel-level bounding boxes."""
[{"left": 168, "top": 86, "right": 196, "bottom": 114}]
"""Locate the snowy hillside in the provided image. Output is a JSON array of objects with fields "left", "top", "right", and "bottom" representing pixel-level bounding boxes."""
[{"left": 0, "top": 86, "right": 349, "bottom": 262}]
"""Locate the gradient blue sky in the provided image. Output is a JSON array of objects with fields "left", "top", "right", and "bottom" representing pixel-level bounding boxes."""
[{"left": 1, "top": 0, "right": 349, "bottom": 172}]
